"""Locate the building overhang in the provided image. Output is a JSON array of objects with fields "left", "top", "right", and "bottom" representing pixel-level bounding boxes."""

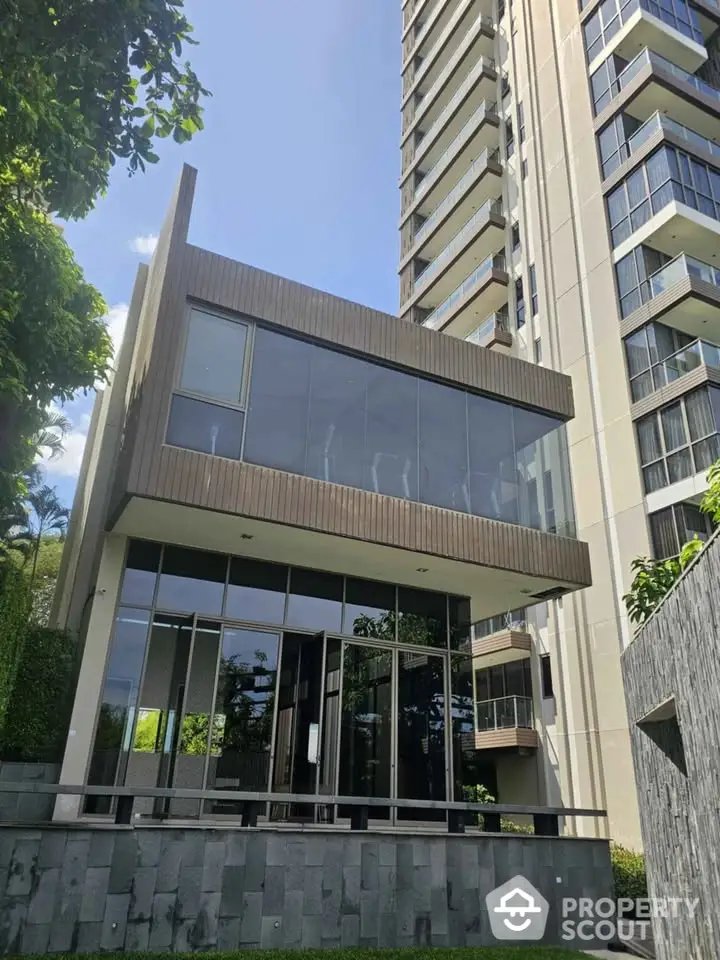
[
  {"left": 620, "top": 275, "right": 720, "bottom": 343},
  {"left": 613, "top": 202, "right": 720, "bottom": 267},
  {"left": 471, "top": 629, "right": 532, "bottom": 666}
]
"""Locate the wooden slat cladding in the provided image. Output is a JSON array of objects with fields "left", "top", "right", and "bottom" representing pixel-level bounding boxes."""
[
  {"left": 620, "top": 276, "right": 720, "bottom": 339},
  {"left": 471, "top": 630, "right": 533, "bottom": 659},
  {"left": 147, "top": 449, "right": 592, "bottom": 587},
  {"left": 472, "top": 728, "right": 539, "bottom": 750},
  {"left": 631, "top": 364, "right": 720, "bottom": 420},
  {"left": 180, "top": 244, "right": 573, "bottom": 417}
]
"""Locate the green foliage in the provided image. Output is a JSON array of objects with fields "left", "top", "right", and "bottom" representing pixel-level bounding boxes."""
[
  {"left": 0, "top": 625, "right": 77, "bottom": 762},
  {"left": 0, "top": 0, "right": 210, "bottom": 219},
  {"left": 611, "top": 843, "right": 647, "bottom": 903},
  {"left": 462, "top": 783, "right": 534, "bottom": 834},
  {"left": 0, "top": 565, "right": 31, "bottom": 737},
  {"left": 623, "top": 456, "right": 720, "bottom": 625}
]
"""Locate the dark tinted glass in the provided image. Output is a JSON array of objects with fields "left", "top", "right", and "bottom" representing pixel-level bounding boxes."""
[
  {"left": 343, "top": 578, "right": 396, "bottom": 639},
  {"left": 448, "top": 595, "right": 472, "bottom": 651},
  {"left": 397, "top": 651, "right": 446, "bottom": 818},
  {"left": 468, "top": 393, "right": 517, "bottom": 522},
  {"left": 244, "top": 328, "right": 312, "bottom": 474},
  {"left": 285, "top": 568, "right": 343, "bottom": 632},
  {"left": 120, "top": 540, "right": 162, "bottom": 606},
  {"left": 156, "top": 546, "right": 226, "bottom": 614},
  {"left": 166, "top": 394, "right": 244, "bottom": 460},
  {"left": 449, "top": 655, "right": 475, "bottom": 802},
  {"left": 397, "top": 586, "right": 447, "bottom": 648},
  {"left": 225, "top": 558, "right": 288, "bottom": 624},
  {"left": 419, "top": 379, "right": 469, "bottom": 512},
  {"left": 365, "top": 363, "right": 419, "bottom": 500}
]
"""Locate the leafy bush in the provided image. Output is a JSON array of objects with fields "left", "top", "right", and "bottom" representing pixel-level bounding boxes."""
[
  {"left": 0, "top": 565, "right": 30, "bottom": 735},
  {"left": 611, "top": 843, "right": 647, "bottom": 902},
  {"left": 463, "top": 783, "right": 534, "bottom": 833}
]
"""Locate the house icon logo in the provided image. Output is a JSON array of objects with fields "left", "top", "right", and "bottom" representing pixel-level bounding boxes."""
[{"left": 485, "top": 875, "right": 550, "bottom": 941}]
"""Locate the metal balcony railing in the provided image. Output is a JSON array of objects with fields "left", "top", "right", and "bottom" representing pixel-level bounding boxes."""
[
  {"left": 414, "top": 10, "right": 494, "bottom": 93},
  {"left": 414, "top": 102, "right": 497, "bottom": 202},
  {"left": 464, "top": 307, "right": 509, "bottom": 345},
  {"left": 473, "top": 607, "right": 527, "bottom": 640},
  {"left": 612, "top": 48, "right": 720, "bottom": 104},
  {"left": 413, "top": 149, "right": 500, "bottom": 246},
  {"left": 625, "top": 111, "right": 720, "bottom": 164},
  {"left": 415, "top": 50, "right": 495, "bottom": 128},
  {"left": 475, "top": 695, "right": 534, "bottom": 731},
  {"left": 414, "top": 59, "right": 496, "bottom": 158},
  {"left": 422, "top": 251, "right": 506, "bottom": 328}
]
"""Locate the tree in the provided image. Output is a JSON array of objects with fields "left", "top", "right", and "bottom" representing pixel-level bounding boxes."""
[
  {"left": 23, "top": 485, "right": 70, "bottom": 592},
  {"left": 0, "top": 0, "right": 210, "bottom": 219}
]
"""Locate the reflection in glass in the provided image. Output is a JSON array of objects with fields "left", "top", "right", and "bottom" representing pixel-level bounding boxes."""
[
  {"left": 397, "top": 587, "right": 447, "bottom": 648},
  {"left": 339, "top": 645, "right": 392, "bottom": 817},
  {"left": 156, "top": 546, "right": 226, "bottom": 615},
  {"left": 365, "top": 365, "right": 419, "bottom": 501},
  {"left": 319, "top": 639, "right": 341, "bottom": 800},
  {"left": 397, "top": 651, "right": 446, "bottom": 820},
  {"left": 171, "top": 620, "right": 221, "bottom": 817},
  {"left": 120, "top": 540, "right": 161, "bottom": 607},
  {"left": 86, "top": 608, "right": 151, "bottom": 813},
  {"left": 166, "top": 394, "right": 244, "bottom": 460},
  {"left": 206, "top": 629, "right": 279, "bottom": 814},
  {"left": 419, "top": 379, "right": 469, "bottom": 512},
  {"left": 285, "top": 568, "right": 342, "bottom": 632},
  {"left": 180, "top": 309, "right": 248, "bottom": 405},
  {"left": 225, "top": 558, "right": 287, "bottom": 624},
  {"left": 450, "top": 655, "right": 477, "bottom": 804},
  {"left": 449, "top": 596, "right": 472, "bottom": 651},
  {"left": 343, "top": 578, "right": 396, "bottom": 639}
]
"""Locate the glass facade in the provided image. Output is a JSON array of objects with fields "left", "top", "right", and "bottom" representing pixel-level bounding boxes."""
[
  {"left": 607, "top": 145, "right": 720, "bottom": 248},
  {"left": 649, "top": 501, "right": 713, "bottom": 558},
  {"left": 87, "top": 540, "right": 487, "bottom": 821},
  {"left": 623, "top": 321, "right": 695, "bottom": 401},
  {"left": 166, "top": 308, "right": 577, "bottom": 537},
  {"left": 636, "top": 386, "right": 720, "bottom": 492},
  {"left": 584, "top": 0, "right": 702, "bottom": 63}
]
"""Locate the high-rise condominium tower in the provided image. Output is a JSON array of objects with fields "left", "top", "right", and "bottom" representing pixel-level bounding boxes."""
[{"left": 399, "top": 0, "right": 720, "bottom": 847}]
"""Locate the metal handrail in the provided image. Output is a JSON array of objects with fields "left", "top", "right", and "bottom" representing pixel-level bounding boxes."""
[
  {"left": 475, "top": 695, "right": 534, "bottom": 731},
  {"left": 414, "top": 102, "right": 497, "bottom": 202},
  {"left": 413, "top": 149, "right": 500, "bottom": 246}
]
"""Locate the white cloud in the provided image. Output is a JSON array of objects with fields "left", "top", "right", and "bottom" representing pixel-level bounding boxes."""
[
  {"left": 37, "top": 405, "right": 93, "bottom": 479},
  {"left": 104, "top": 302, "right": 129, "bottom": 360},
  {"left": 129, "top": 233, "right": 158, "bottom": 256}
]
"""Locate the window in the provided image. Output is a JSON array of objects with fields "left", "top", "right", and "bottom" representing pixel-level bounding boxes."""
[
  {"left": 597, "top": 113, "right": 642, "bottom": 179},
  {"left": 615, "top": 245, "right": 670, "bottom": 318},
  {"left": 623, "top": 321, "right": 694, "bottom": 402},
  {"left": 649, "top": 502, "right": 714, "bottom": 559},
  {"left": 540, "top": 654, "right": 554, "bottom": 699},
  {"left": 529, "top": 263, "right": 538, "bottom": 315},
  {"left": 515, "top": 277, "right": 526, "bottom": 328},
  {"left": 120, "top": 540, "right": 161, "bottom": 607},
  {"left": 583, "top": 0, "right": 701, "bottom": 63},
  {"left": 518, "top": 102, "right": 526, "bottom": 143},
  {"left": 511, "top": 221, "right": 521, "bottom": 251},
  {"left": 521, "top": 159, "right": 528, "bottom": 180},
  {"left": 534, "top": 338, "right": 542, "bottom": 364},
  {"left": 506, "top": 119, "right": 514, "bottom": 158},
  {"left": 286, "top": 569, "right": 343, "bottom": 632},
  {"left": 225, "top": 558, "right": 288, "bottom": 623},
  {"left": 476, "top": 660, "right": 532, "bottom": 702},
  {"left": 156, "top": 546, "right": 227, "bottom": 615},
  {"left": 607, "top": 145, "right": 720, "bottom": 248},
  {"left": 636, "top": 387, "right": 720, "bottom": 493},
  {"left": 589, "top": 52, "right": 628, "bottom": 116}
]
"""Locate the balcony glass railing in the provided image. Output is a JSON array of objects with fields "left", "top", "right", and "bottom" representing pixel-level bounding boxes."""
[
  {"left": 414, "top": 102, "right": 497, "bottom": 202},
  {"left": 416, "top": 48, "right": 495, "bottom": 127},
  {"left": 414, "top": 10, "right": 494, "bottom": 90},
  {"left": 415, "top": 59, "right": 496, "bottom": 156},
  {"left": 465, "top": 308, "right": 509, "bottom": 345},
  {"left": 648, "top": 252, "right": 720, "bottom": 298},
  {"left": 423, "top": 252, "right": 506, "bottom": 328},
  {"left": 627, "top": 111, "right": 720, "bottom": 163},
  {"left": 613, "top": 49, "right": 720, "bottom": 103},
  {"left": 412, "top": 0, "right": 460, "bottom": 55},
  {"left": 475, "top": 696, "right": 534, "bottom": 731},
  {"left": 414, "top": 198, "right": 504, "bottom": 293},
  {"left": 473, "top": 607, "right": 527, "bottom": 640},
  {"left": 657, "top": 338, "right": 720, "bottom": 385},
  {"left": 413, "top": 149, "right": 500, "bottom": 246}
]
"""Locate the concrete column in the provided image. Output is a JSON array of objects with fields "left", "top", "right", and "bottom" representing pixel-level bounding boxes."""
[{"left": 54, "top": 533, "right": 127, "bottom": 821}]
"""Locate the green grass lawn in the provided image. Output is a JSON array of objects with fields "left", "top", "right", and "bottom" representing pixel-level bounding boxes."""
[{"left": 40, "top": 950, "right": 592, "bottom": 959}]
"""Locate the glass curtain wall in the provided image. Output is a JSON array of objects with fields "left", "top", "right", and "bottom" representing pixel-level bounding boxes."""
[{"left": 86, "top": 541, "right": 481, "bottom": 822}]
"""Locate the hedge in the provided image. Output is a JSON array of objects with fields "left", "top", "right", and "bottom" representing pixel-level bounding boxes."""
[{"left": 611, "top": 843, "right": 648, "bottom": 903}]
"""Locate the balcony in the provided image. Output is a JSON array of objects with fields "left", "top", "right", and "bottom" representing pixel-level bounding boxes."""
[
  {"left": 601, "top": 48, "right": 720, "bottom": 141},
  {"left": 405, "top": 150, "right": 502, "bottom": 264},
  {"left": 472, "top": 696, "right": 539, "bottom": 750},
  {"left": 631, "top": 336, "right": 720, "bottom": 410},
  {"left": 622, "top": 253, "right": 720, "bottom": 342},
  {"left": 406, "top": 59, "right": 498, "bottom": 177},
  {"left": 421, "top": 253, "right": 509, "bottom": 337},
  {"left": 465, "top": 308, "right": 513, "bottom": 350},
  {"left": 411, "top": 52, "right": 496, "bottom": 146},
  {"left": 470, "top": 622, "right": 531, "bottom": 666},
  {"left": 407, "top": 7, "right": 495, "bottom": 113},
  {"left": 605, "top": 110, "right": 720, "bottom": 180},
  {"left": 587, "top": 0, "right": 708, "bottom": 75},
  {"left": 409, "top": 0, "right": 471, "bottom": 64}
]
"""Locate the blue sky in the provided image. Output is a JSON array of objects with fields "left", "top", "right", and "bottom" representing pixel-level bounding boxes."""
[{"left": 43, "top": 0, "right": 400, "bottom": 507}]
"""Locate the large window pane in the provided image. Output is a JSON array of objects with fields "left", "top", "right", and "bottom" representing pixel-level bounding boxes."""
[
  {"left": 180, "top": 309, "right": 247, "bottom": 404},
  {"left": 364, "top": 364, "right": 418, "bottom": 500},
  {"left": 649, "top": 507, "right": 679, "bottom": 559},
  {"left": 205, "top": 629, "right": 279, "bottom": 811},
  {"left": 166, "top": 394, "right": 244, "bottom": 460},
  {"left": 306, "top": 348, "right": 367, "bottom": 489},
  {"left": 285, "top": 568, "right": 343, "bottom": 632},
  {"left": 397, "top": 651, "right": 446, "bottom": 819},
  {"left": 685, "top": 388, "right": 714, "bottom": 441},
  {"left": 225, "top": 558, "right": 288, "bottom": 624},
  {"left": 244, "top": 327, "right": 312, "bottom": 475},
  {"left": 449, "top": 595, "right": 472, "bottom": 651},
  {"left": 343, "top": 578, "right": 396, "bottom": 639},
  {"left": 661, "top": 402, "right": 687, "bottom": 451},
  {"left": 468, "top": 393, "right": 517, "bottom": 522},
  {"left": 156, "top": 546, "right": 226, "bottom": 615},
  {"left": 419, "top": 379, "right": 469, "bottom": 512},
  {"left": 637, "top": 416, "right": 662, "bottom": 464},
  {"left": 120, "top": 540, "right": 161, "bottom": 607},
  {"left": 397, "top": 586, "right": 447, "bottom": 648},
  {"left": 86, "top": 608, "right": 151, "bottom": 810}
]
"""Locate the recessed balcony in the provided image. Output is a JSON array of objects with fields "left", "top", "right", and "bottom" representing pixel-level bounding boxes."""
[
  {"left": 410, "top": 0, "right": 472, "bottom": 64},
  {"left": 421, "top": 254, "right": 509, "bottom": 338},
  {"left": 408, "top": 7, "right": 495, "bottom": 112},
  {"left": 601, "top": 48, "right": 720, "bottom": 142},
  {"left": 472, "top": 696, "right": 539, "bottom": 751},
  {"left": 411, "top": 200, "right": 506, "bottom": 309},
  {"left": 403, "top": 150, "right": 502, "bottom": 265},
  {"left": 412, "top": 52, "right": 496, "bottom": 145},
  {"left": 621, "top": 253, "right": 720, "bottom": 342},
  {"left": 588, "top": 0, "right": 708, "bottom": 75}
]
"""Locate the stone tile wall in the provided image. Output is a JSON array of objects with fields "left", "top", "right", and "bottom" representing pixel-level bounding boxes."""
[
  {"left": 0, "top": 825, "right": 611, "bottom": 953},
  {"left": 0, "top": 765, "right": 60, "bottom": 823}
]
